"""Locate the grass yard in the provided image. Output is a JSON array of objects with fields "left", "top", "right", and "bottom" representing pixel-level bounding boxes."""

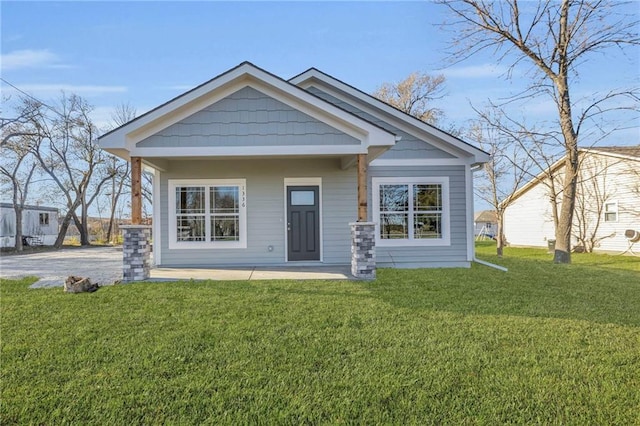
[{"left": 2, "top": 244, "right": 639, "bottom": 424}]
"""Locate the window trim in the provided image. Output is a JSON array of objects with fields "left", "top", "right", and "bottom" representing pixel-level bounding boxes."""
[
  {"left": 372, "top": 177, "right": 450, "bottom": 247},
  {"left": 604, "top": 201, "right": 618, "bottom": 223},
  {"left": 168, "top": 179, "right": 247, "bottom": 249},
  {"left": 39, "top": 212, "right": 50, "bottom": 226}
]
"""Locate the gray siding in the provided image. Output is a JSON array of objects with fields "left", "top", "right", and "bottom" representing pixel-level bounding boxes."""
[
  {"left": 305, "top": 87, "right": 455, "bottom": 160},
  {"left": 138, "top": 87, "right": 359, "bottom": 148},
  {"left": 369, "top": 165, "right": 470, "bottom": 268},
  {"left": 158, "top": 160, "right": 469, "bottom": 268},
  {"left": 159, "top": 158, "right": 356, "bottom": 267}
]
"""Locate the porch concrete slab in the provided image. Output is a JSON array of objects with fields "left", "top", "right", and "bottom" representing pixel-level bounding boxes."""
[
  {"left": 249, "top": 265, "right": 352, "bottom": 280},
  {"left": 148, "top": 265, "right": 352, "bottom": 281},
  {"left": 150, "top": 267, "right": 254, "bottom": 281}
]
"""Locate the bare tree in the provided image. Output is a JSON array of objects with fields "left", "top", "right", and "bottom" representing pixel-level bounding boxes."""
[
  {"left": 470, "top": 112, "right": 531, "bottom": 256},
  {"left": 22, "top": 94, "right": 115, "bottom": 247},
  {"left": 440, "top": 0, "right": 640, "bottom": 263},
  {"left": 373, "top": 72, "right": 446, "bottom": 124},
  {"left": 1, "top": 94, "right": 42, "bottom": 147},
  {"left": 103, "top": 103, "right": 136, "bottom": 243},
  {"left": 0, "top": 132, "right": 38, "bottom": 251}
]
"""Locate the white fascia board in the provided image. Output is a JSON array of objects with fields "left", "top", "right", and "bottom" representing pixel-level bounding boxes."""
[
  {"left": 100, "top": 62, "right": 396, "bottom": 153},
  {"left": 130, "top": 144, "right": 368, "bottom": 158},
  {"left": 291, "top": 70, "right": 489, "bottom": 163},
  {"left": 100, "top": 66, "right": 251, "bottom": 149},
  {"left": 370, "top": 158, "right": 472, "bottom": 167},
  {"left": 500, "top": 156, "right": 565, "bottom": 207},
  {"left": 102, "top": 148, "right": 131, "bottom": 160},
  {"left": 580, "top": 148, "right": 640, "bottom": 163}
]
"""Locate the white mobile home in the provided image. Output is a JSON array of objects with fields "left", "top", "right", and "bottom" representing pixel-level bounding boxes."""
[{"left": 0, "top": 203, "right": 59, "bottom": 248}]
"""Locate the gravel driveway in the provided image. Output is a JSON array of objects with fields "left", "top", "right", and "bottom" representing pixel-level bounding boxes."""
[{"left": 0, "top": 246, "right": 123, "bottom": 288}]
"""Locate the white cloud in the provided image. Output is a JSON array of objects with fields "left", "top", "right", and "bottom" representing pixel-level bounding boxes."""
[
  {"left": 3, "top": 84, "right": 127, "bottom": 96},
  {"left": 442, "top": 64, "right": 507, "bottom": 79},
  {"left": 1, "top": 49, "right": 68, "bottom": 70}
]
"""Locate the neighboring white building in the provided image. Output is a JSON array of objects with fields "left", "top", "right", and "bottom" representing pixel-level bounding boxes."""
[
  {"left": 503, "top": 146, "right": 640, "bottom": 253},
  {"left": 0, "top": 203, "right": 59, "bottom": 248},
  {"left": 474, "top": 210, "right": 497, "bottom": 238}
]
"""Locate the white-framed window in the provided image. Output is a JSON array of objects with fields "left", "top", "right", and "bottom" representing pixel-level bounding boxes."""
[
  {"left": 169, "top": 179, "right": 247, "bottom": 249},
  {"left": 39, "top": 213, "right": 49, "bottom": 225},
  {"left": 372, "top": 177, "right": 450, "bottom": 246},
  {"left": 604, "top": 201, "right": 618, "bottom": 223}
]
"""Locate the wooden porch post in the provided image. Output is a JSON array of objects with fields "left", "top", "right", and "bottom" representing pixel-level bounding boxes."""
[
  {"left": 131, "top": 156, "right": 142, "bottom": 225},
  {"left": 357, "top": 153, "right": 367, "bottom": 221}
]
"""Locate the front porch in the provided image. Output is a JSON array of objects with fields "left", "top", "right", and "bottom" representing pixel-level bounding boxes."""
[{"left": 121, "top": 154, "right": 377, "bottom": 282}]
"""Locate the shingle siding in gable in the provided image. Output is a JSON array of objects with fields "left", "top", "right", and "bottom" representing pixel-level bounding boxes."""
[
  {"left": 305, "top": 86, "right": 455, "bottom": 160},
  {"left": 137, "top": 86, "right": 359, "bottom": 148}
]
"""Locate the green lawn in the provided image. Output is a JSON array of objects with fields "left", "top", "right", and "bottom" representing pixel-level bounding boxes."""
[{"left": 2, "top": 244, "right": 639, "bottom": 424}]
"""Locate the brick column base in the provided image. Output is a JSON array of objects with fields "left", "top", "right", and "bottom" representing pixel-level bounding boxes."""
[
  {"left": 121, "top": 225, "right": 152, "bottom": 282},
  {"left": 350, "top": 222, "right": 376, "bottom": 280}
]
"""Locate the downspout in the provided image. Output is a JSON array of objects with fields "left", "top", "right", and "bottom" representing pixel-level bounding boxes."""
[
  {"left": 469, "top": 162, "right": 508, "bottom": 272},
  {"left": 473, "top": 257, "right": 508, "bottom": 272}
]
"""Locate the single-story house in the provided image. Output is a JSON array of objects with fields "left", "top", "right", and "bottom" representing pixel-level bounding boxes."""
[
  {"left": 474, "top": 210, "right": 497, "bottom": 238},
  {"left": 0, "top": 203, "right": 59, "bottom": 247},
  {"left": 503, "top": 146, "right": 640, "bottom": 253},
  {"left": 98, "top": 62, "right": 489, "bottom": 279}
]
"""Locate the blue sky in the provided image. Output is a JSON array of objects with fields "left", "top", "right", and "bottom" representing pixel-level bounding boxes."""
[
  {"left": 3, "top": 1, "right": 638, "bottom": 139},
  {"left": 2, "top": 1, "right": 639, "bottom": 212}
]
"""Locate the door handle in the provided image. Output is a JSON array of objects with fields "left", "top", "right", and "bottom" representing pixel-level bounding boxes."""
[{"left": 287, "top": 222, "right": 291, "bottom": 232}]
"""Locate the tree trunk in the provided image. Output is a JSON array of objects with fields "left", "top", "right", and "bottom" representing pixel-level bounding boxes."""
[
  {"left": 55, "top": 210, "right": 74, "bottom": 248},
  {"left": 13, "top": 206, "right": 24, "bottom": 252},
  {"left": 552, "top": 9, "right": 578, "bottom": 264},
  {"left": 81, "top": 205, "right": 91, "bottom": 246},
  {"left": 554, "top": 152, "right": 578, "bottom": 263},
  {"left": 496, "top": 209, "right": 505, "bottom": 258},
  {"left": 106, "top": 215, "right": 114, "bottom": 243},
  {"left": 73, "top": 212, "right": 90, "bottom": 246}
]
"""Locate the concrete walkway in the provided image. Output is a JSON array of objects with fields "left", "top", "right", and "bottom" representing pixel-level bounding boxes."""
[{"left": 0, "top": 246, "right": 352, "bottom": 289}]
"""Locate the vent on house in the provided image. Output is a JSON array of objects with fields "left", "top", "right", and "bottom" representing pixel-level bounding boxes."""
[{"left": 624, "top": 229, "right": 640, "bottom": 243}]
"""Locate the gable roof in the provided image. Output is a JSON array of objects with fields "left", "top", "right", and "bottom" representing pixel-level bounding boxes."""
[
  {"left": 98, "top": 62, "right": 398, "bottom": 164},
  {"left": 0, "top": 203, "right": 59, "bottom": 212},
  {"left": 289, "top": 67, "right": 490, "bottom": 164},
  {"left": 474, "top": 210, "right": 497, "bottom": 223},
  {"left": 582, "top": 145, "right": 640, "bottom": 161},
  {"left": 502, "top": 145, "right": 640, "bottom": 206}
]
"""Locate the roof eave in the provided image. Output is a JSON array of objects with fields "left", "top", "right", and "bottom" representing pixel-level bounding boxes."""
[{"left": 289, "top": 68, "right": 490, "bottom": 161}]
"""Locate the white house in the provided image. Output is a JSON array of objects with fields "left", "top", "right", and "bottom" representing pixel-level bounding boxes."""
[
  {"left": 0, "top": 203, "right": 59, "bottom": 248},
  {"left": 98, "top": 62, "right": 489, "bottom": 279},
  {"left": 474, "top": 210, "right": 497, "bottom": 238},
  {"left": 503, "top": 146, "right": 640, "bottom": 253}
]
